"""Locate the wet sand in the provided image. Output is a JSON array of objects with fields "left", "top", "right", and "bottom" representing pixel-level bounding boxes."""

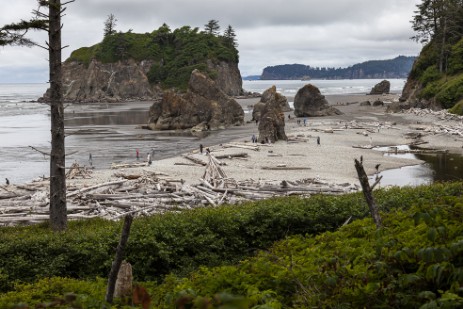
[{"left": 68, "top": 93, "right": 463, "bottom": 189}]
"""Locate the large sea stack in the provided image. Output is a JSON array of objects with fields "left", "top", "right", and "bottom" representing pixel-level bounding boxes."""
[
  {"left": 252, "top": 86, "right": 287, "bottom": 143},
  {"left": 252, "top": 85, "right": 291, "bottom": 121},
  {"left": 147, "top": 70, "right": 244, "bottom": 130},
  {"left": 293, "top": 84, "right": 342, "bottom": 117},
  {"left": 39, "top": 25, "right": 243, "bottom": 103},
  {"left": 369, "top": 80, "right": 390, "bottom": 95},
  {"left": 40, "top": 59, "right": 242, "bottom": 103}
]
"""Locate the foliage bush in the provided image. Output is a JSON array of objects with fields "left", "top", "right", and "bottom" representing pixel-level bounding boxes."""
[
  {"left": 0, "top": 191, "right": 368, "bottom": 292},
  {"left": 0, "top": 182, "right": 461, "bottom": 307},
  {"left": 409, "top": 43, "right": 439, "bottom": 80},
  {"left": 448, "top": 38, "right": 463, "bottom": 75},
  {"left": 410, "top": 36, "right": 463, "bottom": 109},
  {"left": 434, "top": 74, "right": 463, "bottom": 109},
  {"left": 0, "top": 277, "right": 109, "bottom": 308},
  {"left": 150, "top": 191, "right": 463, "bottom": 308},
  {"left": 449, "top": 99, "right": 463, "bottom": 115},
  {"left": 65, "top": 24, "right": 238, "bottom": 90},
  {"left": 418, "top": 65, "right": 442, "bottom": 87}
]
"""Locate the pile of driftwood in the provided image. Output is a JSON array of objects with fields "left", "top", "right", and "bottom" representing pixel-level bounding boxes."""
[
  {"left": 399, "top": 109, "right": 463, "bottom": 137},
  {"left": 0, "top": 156, "right": 359, "bottom": 226},
  {"left": 409, "top": 123, "right": 463, "bottom": 137},
  {"left": 401, "top": 108, "right": 463, "bottom": 122}
]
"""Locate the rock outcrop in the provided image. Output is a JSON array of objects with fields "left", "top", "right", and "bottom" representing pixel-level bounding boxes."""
[
  {"left": 252, "top": 86, "right": 290, "bottom": 121},
  {"left": 252, "top": 86, "right": 287, "bottom": 143},
  {"left": 399, "top": 78, "right": 442, "bottom": 110},
  {"left": 40, "top": 59, "right": 243, "bottom": 103},
  {"left": 293, "top": 84, "right": 342, "bottom": 117},
  {"left": 147, "top": 70, "right": 244, "bottom": 130},
  {"left": 369, "top": 80, "right": 390, "bottom": 95},
  {"left": 40, "top": 59, "right": 158, "bottom": 103},
  {"left": 207, "top": 60, "right": 243, "bottom": 96}
]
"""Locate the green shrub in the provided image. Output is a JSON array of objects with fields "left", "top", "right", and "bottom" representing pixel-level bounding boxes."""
[
  {"left": 150, "top": 192, "right": 463, "bottom": 308},
  {"left": 0, "top": 183, "right": 461, "bottom": 307},
  {"left": 419, "top": 79, "right": 441, "bottom": 100},
  {"left": 448, "top": 38, "right": 463, "bottom": 75},
  {"left": 0, "top": 277, "right": 109, "bottom": 308},
  {"left": 435, "top": 74, "right": 463, "bottom": 109},
  {"left": 409, "top": 42, "right": 439, "bottom": 80},
  {"left": 449, "top": 99, "right": 463, "bottom": 115},
  {"left": 419, "top": 65, "right": 442, "bottom": 87},
  {"left": 66, "top": 46, "right": 97, "bottom": 66},
  {"left": 0, "top": 183, "right": 461, "bottom": 295}
]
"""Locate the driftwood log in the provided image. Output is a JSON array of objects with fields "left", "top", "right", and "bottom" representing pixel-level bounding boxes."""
[
  {"left": 354, "top": 158, "right": 382, "bottom": 229},
  {"left": 0, "top": 156, "right": 359, "bottom": 227}
]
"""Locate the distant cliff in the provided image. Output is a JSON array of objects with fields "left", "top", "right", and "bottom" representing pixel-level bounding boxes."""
[
  {"left": 40, "top": 24, "right": 243, "bottom": 102},
  {"left": 260, "top": 56, "right": 415, "bottom": 80}
]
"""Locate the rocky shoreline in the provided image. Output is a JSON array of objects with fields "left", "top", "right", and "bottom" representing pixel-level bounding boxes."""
[
  {"left": 74, "top": 93, "right": 462, "bottom": 187},
  {"left": 1, "top": 93, "right": 462, "bottom": 226}
]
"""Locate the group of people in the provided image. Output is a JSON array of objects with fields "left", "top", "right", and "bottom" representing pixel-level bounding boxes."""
[
  {"left": 295, "top": 118, "right": 308, "bottom": 126},
  {"left": 133, "top": 148, "right": 154, "bottom": 165}
]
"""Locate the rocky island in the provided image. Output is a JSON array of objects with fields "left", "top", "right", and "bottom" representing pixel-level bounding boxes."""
[{"left": 40, "top": 24, "right": 243, "bottom": 103}]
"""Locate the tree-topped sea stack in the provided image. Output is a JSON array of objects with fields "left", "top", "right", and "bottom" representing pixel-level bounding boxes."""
[
  {"left": 293, "top": 84, "right": 342, "bottom": 117},
  {"left": 40, "top": 22, "right": 243, "bottom": 103},
  {"left": 147, "top": 69, "right": 244, "bottom": 130}
]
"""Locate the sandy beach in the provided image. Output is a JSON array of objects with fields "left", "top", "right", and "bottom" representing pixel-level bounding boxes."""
[{"left": 68, "top": 93, "right": 463, "bottom": 189}]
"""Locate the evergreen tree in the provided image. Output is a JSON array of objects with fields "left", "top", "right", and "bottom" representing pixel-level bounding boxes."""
[
  {"left": 412, "top": 0, "right": 463, "bottom": 72},
  {"left": 1, "top": 0, "right": 72, "bottom": 231},
  {"left": 204, "top": 19, "right": 220, "bottom": 35},
  {"left": 103, "top": 13, "right": 117, "bottom": 37},
  {"left": 223, "top": 25, "right": 238, "bottom": 48}
]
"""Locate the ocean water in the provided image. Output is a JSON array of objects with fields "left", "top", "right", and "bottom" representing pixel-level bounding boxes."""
[{"left": 242, "top": 79, "right": 407, "bottom": 97}]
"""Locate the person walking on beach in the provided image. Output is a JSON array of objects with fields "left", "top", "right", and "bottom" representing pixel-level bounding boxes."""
[
  {"left": 200, "top": 144, "right": 204, "bottom": 154},
  {"left": 89, "top": 153, "right": 93, "bottom": 166},
  {"left": 303, "top": 118, "right": 307, "bottom": 126},
  {"left": 147, "top": 153, "right": 152, "bottom": 166},
  {"left": 317, "top": 136, "right": 320, "bottom": 146},
  {"left": 251, "top": 134, "right": 256, "bottom": 143},
  {"left": 136, "top": 149, "right": 140, "bottom": 160}
]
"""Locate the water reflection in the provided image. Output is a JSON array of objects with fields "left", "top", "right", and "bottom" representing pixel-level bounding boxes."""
[
  {"left": 372, "top": 145, "right": 463, "bottom": 187},
  {"left": 416, "top": 152, "right": 463, "bottom": 182},
  {"left": 65, "top": 111, "right": 149, "bottom": 126},
  {"left": 60, "top": 102, "right": 253, "bottom": 173}
]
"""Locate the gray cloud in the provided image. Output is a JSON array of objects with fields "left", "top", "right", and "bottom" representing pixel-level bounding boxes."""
[{"left": 0, "top": 0, "right": 423, "bottom": 82}]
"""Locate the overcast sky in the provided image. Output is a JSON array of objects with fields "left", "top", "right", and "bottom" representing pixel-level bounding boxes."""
[{"left": 0, "top": 0, "right": 423, "bottom": 83}]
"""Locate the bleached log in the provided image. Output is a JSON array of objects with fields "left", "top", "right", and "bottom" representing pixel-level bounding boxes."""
[
  {"left": 215, "top": 152, "right": 249, "bottom": 159},
  {"left": 261, "top": 166, "right": 311, "bottom": 170},
  {"left": 383, "top": 149, "right": 448, "bottom": 154},
  {"left": 113, "top": 173, "right": 142, "bottom": 180},
  {"left": 183, "top": 155, "right": 207, "bottom": 166},
  {"left": 352, "top": 145, "right": 375, "bottom": 149},
  {"left": 67, "top": 180, "right": 127, "bottom": 198},
  {"left": 111, "top": 162, "right": 147, "bottom": 169},
  {"left": 174, "top": 162, "right": 200, "bottom": 166},
  {"left": 222, "top": 143, "right": 259, "bottom": 151}
]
